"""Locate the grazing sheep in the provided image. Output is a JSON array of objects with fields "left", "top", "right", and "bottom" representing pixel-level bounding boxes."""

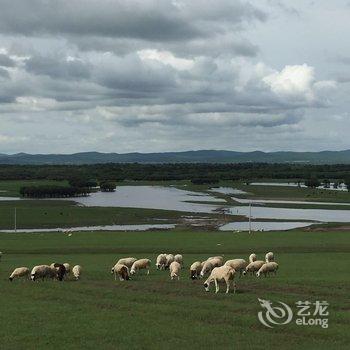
[
  {"left": 203, "top": 265, "right": 236, "bottom": 294},
  {"left": 165, "top": 254, "right": 174, "bottom": 269},
  {"left": 249, "top": 253, "right": 257, "bottom": 263},
  {"left": 243, "top": 260, "right": 265, "bottom": 276},
  {"left": 63, "top": 263, "right": 70, "bottom": 276},
  {"left": 207, "top": 256, "right": 224, "bottom": 261},
  {"left": 169, "top": 261, "right": 181, "bottom": 280},
  {"left": 256, "top": 262, "right": 279, "bottom": 277},
  {"left": 189, "top": 261, "right": 203, "bottom": 280},
  {"left": 9, "top": 267, "right": 30, "bottom": 281},
  {"left": 111, "top": 263, "right": 130, "bottom": 281},
  {"left": 116, "top": 257, "right": 137, "bottom": 269},
  {"left": 155, "top": 254, "right": 167, "bottom": 270},
  {"left": 31, "top": 265, "right": 57, "bottom": 281},
  {"left": 130, "top": 259, "right": 151, "bottom": 275},
  {"left": 224, "top": 259, "right": 248, "bottom": 277},
  {"left": 72, "top": 265, "right": 83, "bottom": 280},
  {"left": 200, "top": 257, "right": 223, "bottom": 277},
  {"left": 174, "top": 254, "right": 183, "bottom": 266},
  {"left": 0, "top": 251, "right": 3, "bottom": 261},
  {"left": 265, "top": 252, "right": 274, "bottom": 262},
  {"left": 53, "top": 263, "right": 66, "bottom": 281}
]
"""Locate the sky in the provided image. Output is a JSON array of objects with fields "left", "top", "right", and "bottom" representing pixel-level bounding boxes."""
[{"left": 0, "top": 0, "right": 350, "bottom": 154}]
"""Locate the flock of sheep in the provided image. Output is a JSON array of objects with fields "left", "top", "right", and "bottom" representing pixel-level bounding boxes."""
[
  {"left": 9, "top": 263, "right": 82, "bottom": 282},
  {"left": 110, "top": 251, "right": 278, "bottom": 294},
  {"left": 5, "top": 251, "right": 278, "bottom": 294}
]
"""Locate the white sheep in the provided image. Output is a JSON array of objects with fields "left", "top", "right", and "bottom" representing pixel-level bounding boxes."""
[
  {"left": 116, "top": 257, "right": 137, "bottom": 269},
  {"left": 31, "top": 265, "right": 57, "bottom": 281},
  {"left": 155, "top": 254, "right": 167, "bottom": 270},
  {"left": 63, "top": 263, "right": 70, "bottom": 276},
  {"left": 72, "top": 265, "right": 83, "bottom": 280},
  {"left": 111, "top": 263, "right": 130, "bottom": 281},
  {"left": 203, "top": 265, "right": 236, "bottom": 294},
  {"left": 189, "top": 261, "right": 203, "bottom": 280},
  {"left": 0, "top": 251, "right": 3, "bottom": 261},
  {"left": 224, "top": 259, "right": 247, "bottom": 277},
  {"left": 174, "top": 254, "right": 183, "bottom": 266},
  {"left": 256, "top": 262, "right": 279, "bottom": 277},
  {"left": 169, "top": 261, "right": 181, "bottom": 280},
  {"left": 130, "top": 259, "right": 151, "bottom": 275},
  {"left": 200, "top": 257, "right": 223, "bottom": 277},
  {"left": 9, "top": 267, "right": 30, "bottom": 281},
  {"left": 243, "top": 260, "right": 265, "bottom": 276},
  {"left": 265, "top": 252, "right": 274, "bottom": 262},
  {"left": 165, "top": 254, "right": 174, "bottom": 269},
  {"left": 249, "top": 253, "right": 257, "bottom": 263}
]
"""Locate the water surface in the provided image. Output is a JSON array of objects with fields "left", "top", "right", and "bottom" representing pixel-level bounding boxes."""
[
  {"left": 228, "top": 206, "right": 350, "bottom": 222},
  {"left": 0, "top": 223, "right": 176, "bottom": 233},
  {"left": 219, "top": 221, "right": 314, "bottom": 231}
]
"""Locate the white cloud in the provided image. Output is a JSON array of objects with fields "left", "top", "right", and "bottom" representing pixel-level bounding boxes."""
[
  {"left": 138, "top": 49, "right": 194, "bottom": 70},
  {"left": 263, "top": 64, "right": 316, "bottom": 101}
]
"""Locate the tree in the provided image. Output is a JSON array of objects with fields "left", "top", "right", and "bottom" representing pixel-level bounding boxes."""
[
  {"left": 344, "top": 177, "right": 350, "bottom": 192},
  {"left": 305, "top": 177, "right": 321, "bottom": 188},
  {"left": 100, "top": 181, "right": 116, "bottom": 192}
]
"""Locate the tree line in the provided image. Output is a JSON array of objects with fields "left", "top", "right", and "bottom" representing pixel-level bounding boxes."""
[{"left": 1, "top": 162, "right": 350, "bottom": 186}]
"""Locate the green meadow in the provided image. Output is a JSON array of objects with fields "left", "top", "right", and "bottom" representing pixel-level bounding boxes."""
[{"left": 0, "top": 229, "right": 349, "bottom": 349}]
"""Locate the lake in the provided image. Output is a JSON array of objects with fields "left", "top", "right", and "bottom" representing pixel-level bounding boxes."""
[
  {"left": 228, "top": 206, "right": 350, "bottom": 222},
  {"left": 219, "top": 221, "right": 314, "bottom": 231},
  {"left": 69, "top": 186, "right": 225, "bottom": 213}
]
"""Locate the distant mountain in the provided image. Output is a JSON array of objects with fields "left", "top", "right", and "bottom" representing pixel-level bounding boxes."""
[{"left": 0, "top": 150, "right": 350, "bottom": 164}]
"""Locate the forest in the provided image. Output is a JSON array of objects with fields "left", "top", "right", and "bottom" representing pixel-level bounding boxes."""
[{"left": 1, "top": 163, "right": 350, "bottom": 183}]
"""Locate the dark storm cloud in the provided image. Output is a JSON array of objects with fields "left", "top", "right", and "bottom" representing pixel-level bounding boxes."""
[
  {"left": 0, "top": 67, "right": 10, "bottom": 78},
  {"left": 0, "top": 1, "right": 203, "bottom": 40},
  {"left": 24, "top": 55, "right": 91, "bottom": 80},
  {"left": 0, "top": 53, "right": 15, "bottom": 67},
  {"left": 0, "top": 0, "right": 266, "bottom": 57}
]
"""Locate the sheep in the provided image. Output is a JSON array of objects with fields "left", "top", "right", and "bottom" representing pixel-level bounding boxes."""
[
  {"left": 31, "top": 265, "right": 57, "bottom": 281},
  {"left": 164, "top": 254, "right": 174, "bottom": 269},
  {"left": 72, "top": 265, "right": 83, "bottom": 280},
  {"left": 116, "top": 257, "right": 137, "bottom": 269},
  {"left": 155, "top": 254, "right": 167, "bottom": 270},
  {"left": 243, "top": 260, "right": 265, "bottom": 276},
  {"left": 256, "top": 262, "right": 279, "bottom": 277},
  {"left": 169, "top": 261, "right": 181, "bottom": 280},
  {"left": 49, "top": 262, "right": 68, "bottom": 280},
  {"left": 111, "top": 263, "right": 130, "bottom": 281},
  {"left": 9, "top": 267, "right": 30, "bottom": 281},
  {"left": 130, "top": 259, "right": 151, "bottom": 275},
  {"left": 249, "top": 253, "right": 257, "bottom": 263},
  {"left": 207, "top": 256, "right": 224, "bottom": 261},
  {"left": 200, "top": 257, "right": 223, "bottom": 277},
  {"left": 265, "top": 252, "right": 274, "bottom": 262},
  {"left": 174, "top": 254, "right": 183, "bottom": 266},
  {"left": 203, "top": 265, "right": 236, "bottom": 294},
  {"left": 52, "top": 263, "right": 67, "bottom": 281},
  {"left": 63, "top": 263, "right": 70, "bottom": 276},
  {"left": 189, "top": 261, "right": 203, "bottom": 280},
  {"left": 0, "top": 251, "right": 2, "bottom": 261},
  {"left": 224, "top": 259, "right": 247, "bottom": 277}
]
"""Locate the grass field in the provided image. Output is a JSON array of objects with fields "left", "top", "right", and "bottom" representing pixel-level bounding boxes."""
[
  {"left": 0, "top": 229, "right": 349, "bottom": 349},
  {"left": 0, "top": 200, "right": 193, "bottom": 230},
  {"left": 0, "top": 180, "right": 68, "bottom": 197}
]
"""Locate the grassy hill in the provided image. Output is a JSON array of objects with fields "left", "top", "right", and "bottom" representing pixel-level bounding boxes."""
[{"left": 1, "top": 149, "right": 350, "bottom": 164}]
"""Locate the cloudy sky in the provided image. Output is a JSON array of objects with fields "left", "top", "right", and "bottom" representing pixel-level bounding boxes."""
[{"left": 0, "top": 0, "right": 349, "bottom": 154}]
